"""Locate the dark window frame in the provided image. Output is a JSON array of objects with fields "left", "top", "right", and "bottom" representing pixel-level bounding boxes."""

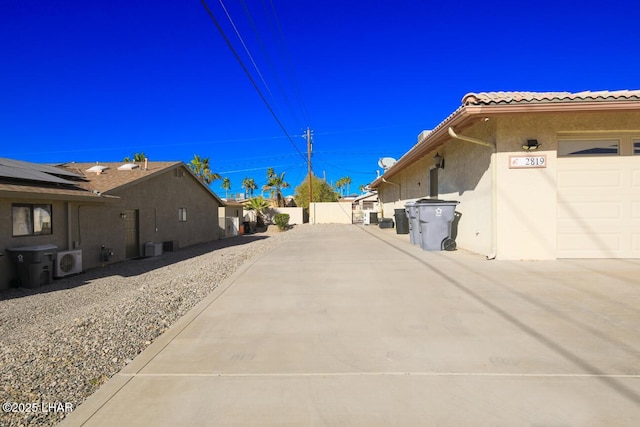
[
  {"left": 178, "top": 207, "right": 187, "bottom": 222},
  {"left": 12, "top": 203, "right": 53, "bottom": 237}
]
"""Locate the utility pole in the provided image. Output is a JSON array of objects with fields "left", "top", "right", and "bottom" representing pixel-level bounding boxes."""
[{"left": 307, "top": 127, "right": 313, "bottom": 208}]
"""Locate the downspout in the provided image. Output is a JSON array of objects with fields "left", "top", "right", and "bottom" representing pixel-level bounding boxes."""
[
  {"left": 66, "top": 202, "right": 72, "bottom": 250},
  {"left": 448, "top": 127, "right": 493, "bottom": 148},
  {"left": 382, "top": 177, "right": 401, "bottom": 218},
  {"left": 448, "top": 126, "right": 497, "bottom": 260}
]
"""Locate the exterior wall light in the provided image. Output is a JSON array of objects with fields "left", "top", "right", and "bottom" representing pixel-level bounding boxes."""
[
  {"left": 120, "top": 213, "right": 127, "bottom": 219},
  {"left": 434, "top": 153, "right": 445, "bottom": 169},
  {"left": 522, "top": 139, "right": 540, "bottom": 152}
]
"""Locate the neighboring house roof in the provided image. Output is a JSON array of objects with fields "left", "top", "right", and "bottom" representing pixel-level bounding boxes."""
[
  {"left": 62, "top": 162, "right": 181, "bottom": 194},
  {"left": 0, "top": 157, "right": 103, "bottom": 201},
  {"left": 0, "top": 182, "right": 107, "bottom": 201},
  {"left": 0, "top": 158, "right": 224, "bottom": 205},
  {"left": 352, "top": 192, "right": 378, "bottom": 203},
  {"left": 222, "top": 200, "right": 245, "bottom": 208},
  {"left": 370, "top": 89, "right": 640, "bottom": 188},
  {"left": 62, "top": 161, "right": 225, "bottom": 205}
]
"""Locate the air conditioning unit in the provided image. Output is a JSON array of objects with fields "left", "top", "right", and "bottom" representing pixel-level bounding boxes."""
[{"left": 55, "top": 250, "right": 83, "bottom": 278}]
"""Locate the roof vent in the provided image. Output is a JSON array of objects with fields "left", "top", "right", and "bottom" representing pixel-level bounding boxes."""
[
  {"left": 417, "top": 130, "right": 431, "bottom": 143},
  {"left": 118, "top": 163, "right": 140, "bottom": 170},
  {"left": 86, "top": 165, "right": 109, "bottom": 174}
]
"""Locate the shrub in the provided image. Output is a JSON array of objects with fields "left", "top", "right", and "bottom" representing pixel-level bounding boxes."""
[{"left": 274, "top": 213, "right": 290, "bottom": 231}]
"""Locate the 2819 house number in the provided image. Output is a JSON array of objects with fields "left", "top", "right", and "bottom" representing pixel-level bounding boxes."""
[{"left": 509, "top": 155, "right": 547, "bottom": 168}]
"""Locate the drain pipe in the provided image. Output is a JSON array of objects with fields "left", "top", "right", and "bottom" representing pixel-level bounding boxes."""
[
  {"left": 448, "top": 127, "right": 493, "bottom": 148},
  {"left": 448, "top": 126, "right": 497, "bottom": 260}
]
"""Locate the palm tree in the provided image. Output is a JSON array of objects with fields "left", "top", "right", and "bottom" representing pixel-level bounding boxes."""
[
  {"left": 221, "top": 177, "right": 232, "bottom": 199},
  {"left": 262, "top": 169, "right": 289, "bottom": 207},
  {"left": 335, "top": 178, "right": 346, "bottom": 197},
  {"left": 244, "top": 196, "right": 269, "bottom": 228},
  {"left": 266, "top": 167, "right": 275, "bottom": 179},
  {"left": 242, "top": 177, "right": 257, "bottom": 198},
  {"left": 188, "top": 154, "right": 220, "bottom": 185},
  {"left": 344, "top": 176, "right": 352, "bottom": 196},
  {"left": 123, "top": 152, "right": 146, "bottom": 163},
  {"left": 335, "top": 176, "right": 351, "bottom": 197}
]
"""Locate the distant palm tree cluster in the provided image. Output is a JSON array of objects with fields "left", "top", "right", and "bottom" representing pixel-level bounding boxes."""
[
  {"left": 123, "top": 152, "right": 146, "bottom": 163},
  {"left": 188, "top": 154, "right": 221, "bottom": 184},
  {"left": 334, "top": 176, "right": 352, "bottom": 197},
  {"left": 180, "top": 154, "right": 362, "bottom": 208}
]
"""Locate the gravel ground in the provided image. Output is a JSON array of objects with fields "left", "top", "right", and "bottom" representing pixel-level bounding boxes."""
[{"left": 0, "top": 224, "right": 309, "bottom": 427}]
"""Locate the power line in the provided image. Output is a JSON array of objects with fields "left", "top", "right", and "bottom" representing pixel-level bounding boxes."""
[
  {"left": 253, "top": 0, "right": 305, "bottom": 129},
  {"left": 218, "top": 0, "right": 274, "bottom": 100},
  {"left": 267, "top": 0, "right": 311, "bottom": 127},
  {"left": 200, "top": 0, "right": 308, "bottom": 164}
]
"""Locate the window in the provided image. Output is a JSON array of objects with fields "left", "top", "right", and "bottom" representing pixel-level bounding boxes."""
[
  {"left": 12, "top": 204, "right": 52, "bottom": 236},
  {"left": 558, "top": 139, "right": 620, "bottom": 156},
  {"left": 634, "top": 139, "right": 640, "bottom": 155},
  {"left": 178, "top": 208, "right": 187, "bottom": 222}
]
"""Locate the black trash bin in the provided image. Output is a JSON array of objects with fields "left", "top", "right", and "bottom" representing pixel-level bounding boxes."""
[
  {"left": 6, "top": 244, "right": 57, "bottom": 288},
  {"left": 378, "top": 218, "right": 394, "bottom": 229},
  {"left": 242, "top": 221, "right": 250, "bottom": 234},
  {"left": 414, "top": 200, "right": 459, "bottom": 251},
  {"left": 394, "top": 208, "right": 409, "bottom": 234}
]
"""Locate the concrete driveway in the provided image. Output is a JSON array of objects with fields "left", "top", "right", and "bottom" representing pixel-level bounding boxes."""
[{"left": 61, "top": 224, "right": 640, "bottom": 426}]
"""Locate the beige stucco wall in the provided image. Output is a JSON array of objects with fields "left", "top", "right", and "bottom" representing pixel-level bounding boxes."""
[
  {"left": 264, "top": 207, "right": 306, "bottom": 225},
  {"left": 309, "top": 202, "right": 353, "bottom": 224},
  {"left": 378, "top": 120, "right": 496, "bottom": 255},
  {"left": 71, "top": 168, "right": 220, "bottom": 270},
  {"left": 494, "top": 110, "right": 640, "bottom": 259},
  {"left": 377, "top": 110, "right": 640, "bottom": 260},
  {"left": 1, "top": 199, "right": 75, "bottom": 288}
]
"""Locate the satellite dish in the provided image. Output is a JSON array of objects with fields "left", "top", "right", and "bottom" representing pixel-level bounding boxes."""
[{"left": 378, "top": 157, "right": 397, "bottom": 169}]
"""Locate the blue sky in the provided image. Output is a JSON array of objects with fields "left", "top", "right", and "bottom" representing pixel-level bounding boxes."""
[{"left": 2, "top": 1, "right": 639, "bottom": 198}]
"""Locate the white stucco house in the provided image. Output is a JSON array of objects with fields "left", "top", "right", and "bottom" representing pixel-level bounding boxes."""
[{"left": 369, "top": 90, "right": 640, "bottom": 260}]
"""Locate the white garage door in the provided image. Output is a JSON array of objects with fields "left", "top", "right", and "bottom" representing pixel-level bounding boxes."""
[{"left": 557, "top": 140, "right": 640, "bottom": 258}]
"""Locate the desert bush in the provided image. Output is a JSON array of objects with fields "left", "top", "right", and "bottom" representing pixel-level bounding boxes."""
[{"left": 274, "top": 213, "right": 290, "bottom": 231}]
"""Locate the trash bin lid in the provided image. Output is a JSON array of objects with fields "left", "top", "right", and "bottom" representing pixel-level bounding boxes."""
[
  {"left": 415, "top": 199, "right": 459, "bottom": 205},
  {"left": 7, "top": 244, "right": 58, "bottom": 252}
]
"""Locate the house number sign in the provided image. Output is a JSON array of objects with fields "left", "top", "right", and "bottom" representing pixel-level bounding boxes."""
[{"left": 509, "top": 155, "right": 547, "bottom": 169}]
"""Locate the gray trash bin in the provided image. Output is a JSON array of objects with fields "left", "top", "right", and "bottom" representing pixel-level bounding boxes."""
[
  {"left": 6, "top": 244, "right": 57, "bottom": 288},
  {"left": 405, "top": 201, "right": 420, "bottom": 245},
  {"left": 415, "top": 200, "right": 459, "bottom": 251}
]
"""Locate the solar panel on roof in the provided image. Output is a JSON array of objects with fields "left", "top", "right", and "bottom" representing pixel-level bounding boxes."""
[
  {"left": 0, "top": 165, "right": 76, "bottom": 185},
  {"left": 0, "top": 158, "right": 83, "bottom": 179},
  {"left": 0, "top": 158, "right": 80, "bottom": 185}
]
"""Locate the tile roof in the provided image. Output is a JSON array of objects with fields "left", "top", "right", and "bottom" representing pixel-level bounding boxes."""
[
  {"left": 61, "top": 162, "right": 181, "bottom": 194},
  {"left": 462, "top": 90, "right": 640, "bottom": 105}
]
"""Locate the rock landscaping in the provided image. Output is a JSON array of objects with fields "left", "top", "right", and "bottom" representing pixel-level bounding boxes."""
[{"left": 0, "top": 224, "right": 305, "bottom": 426}]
